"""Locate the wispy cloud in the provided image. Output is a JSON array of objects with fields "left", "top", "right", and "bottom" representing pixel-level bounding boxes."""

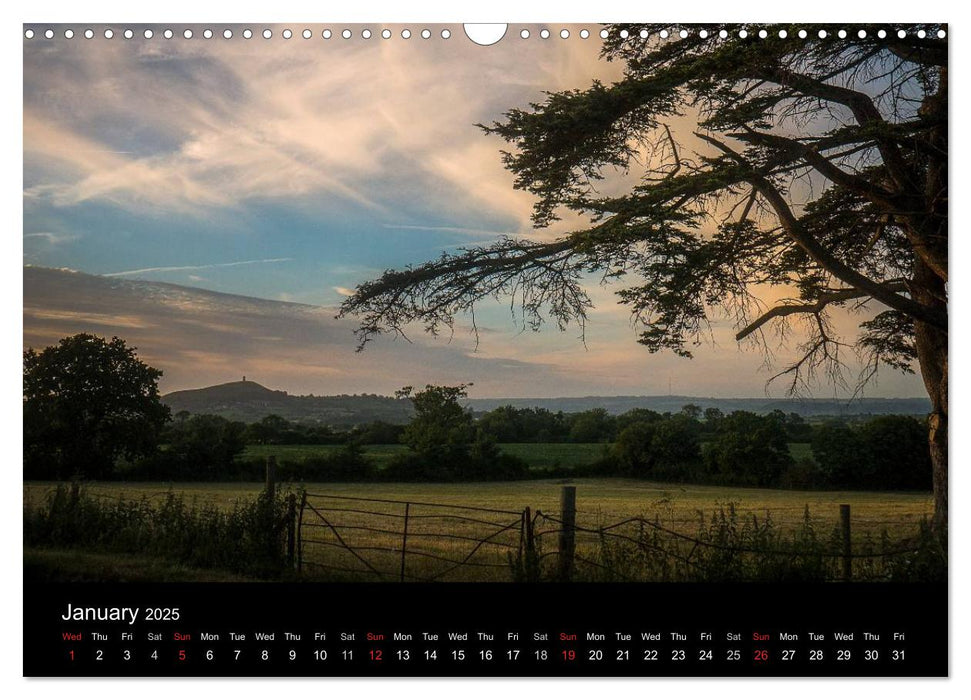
[
  {"left": 24, "top": 232, "right": 79, "bottom": 246},
  {"left": 103, "top": 258, "right": 293, "bottom": 278},
  {"left": 332, "top": 286, "right": 355, "bottom": 297},
  {"left": 381, "top": 224, "right": 517, "bottom": 238}
]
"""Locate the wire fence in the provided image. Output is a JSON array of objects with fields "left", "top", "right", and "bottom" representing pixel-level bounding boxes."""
[
  {"left": 295, "top": 487, "right": 939, "bottom": 583},
  {"left": 528, "top": 505, "right": 936, "bottom": 583}
]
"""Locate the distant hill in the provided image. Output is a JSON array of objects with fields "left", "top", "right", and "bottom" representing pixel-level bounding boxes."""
[
  {"left": 163, "top": 381, "right": 929, "bottom": 425},
  {"left": 163, "top": 380, "right": 413, "bottom": 425}
]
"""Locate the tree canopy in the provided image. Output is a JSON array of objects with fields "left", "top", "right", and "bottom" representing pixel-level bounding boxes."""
[
  {"left": 23, "top": 334, "right": 171, "bottom": 479},
  {"left": 341, "top": 24, "right": 947, "bottom": 526}
]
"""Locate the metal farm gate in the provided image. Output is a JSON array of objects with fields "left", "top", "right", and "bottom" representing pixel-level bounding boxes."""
[{"left": 296, "top": 492, "right": 529, "bottom": 582}]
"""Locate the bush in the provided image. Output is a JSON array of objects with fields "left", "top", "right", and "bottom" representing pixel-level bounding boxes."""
[{"left": 24, "top": 485, "right": 291, "bottom": 577}]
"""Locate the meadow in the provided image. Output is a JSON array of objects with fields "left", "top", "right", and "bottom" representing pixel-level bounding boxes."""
[
  {"left": 23, "top": 478, "right": 936, "bottom": 583},
  {"left": 23, "top": 477, "right": 931, "bottom": 537}
]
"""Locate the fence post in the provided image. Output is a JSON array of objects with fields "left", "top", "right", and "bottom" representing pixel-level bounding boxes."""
[
  {"left": 400, "top": 502, "right": 411, "bottom": 582},
  {"left": 558, "top": 486, "right": 577, "bottom": 581},
  {"left": 522, "top": 506, "right": 538, "bottom": 582},
  {"left": 840, "top": 504, "right": 852, "bottom": 581},
  {"left": 296, "top": 490, "right": 307, "bottom": 574},
  {"left": 265, "top": 456, "right": 276, "bottom": 500},
  {"left": 286, "top": 492, "right": 297, "bottom": 569}
]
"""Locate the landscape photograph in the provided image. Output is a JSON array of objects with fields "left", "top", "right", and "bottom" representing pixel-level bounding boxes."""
[{"left": 23, "top": 23, "right": 947, "bottom": 585}]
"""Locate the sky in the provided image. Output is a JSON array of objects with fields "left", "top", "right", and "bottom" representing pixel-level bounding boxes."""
[{"left": 22, "top": 24, "right": 929, "bottom": 399}]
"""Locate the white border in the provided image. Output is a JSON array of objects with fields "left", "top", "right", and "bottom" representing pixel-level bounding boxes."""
[{"left": 4, "top": 1, "right": 964, "bottom": 699}]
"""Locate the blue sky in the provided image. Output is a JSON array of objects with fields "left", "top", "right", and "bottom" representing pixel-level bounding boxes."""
[{"left": 22, "top": 25, "right": 928, "bottom": 399}]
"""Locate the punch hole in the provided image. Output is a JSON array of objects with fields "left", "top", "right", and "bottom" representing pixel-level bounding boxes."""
[
  {"left": 243, "top": 29, "right": 253, "bottom": 39},
  {"left": 464, "top": 24, "right": 507, "bottom": 46},
  {"left": 24, "top": 29, "right": 34, "bottom": 39},
  {"left": 282, "top": 29, "right": 293, "bottom": 39}
]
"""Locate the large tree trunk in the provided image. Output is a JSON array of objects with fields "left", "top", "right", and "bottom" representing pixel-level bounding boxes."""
[
  {"left": 913, "top": 260, "right": 948, "bottom": 531},
  {"left": 912, "top": 65, "right": 948, "bottom": 531}
]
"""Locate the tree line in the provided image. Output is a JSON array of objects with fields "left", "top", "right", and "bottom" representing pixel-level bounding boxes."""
[{"left": 24, "top": 335, "right": 930, "bottom": 490}]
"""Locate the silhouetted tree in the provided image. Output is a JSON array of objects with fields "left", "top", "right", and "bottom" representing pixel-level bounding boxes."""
[
  {"left": 24, "top": 334, "right": 170, "bottom": 479},
  {"left": 341, "top": 24, "right": 947, "bottom": 527}
]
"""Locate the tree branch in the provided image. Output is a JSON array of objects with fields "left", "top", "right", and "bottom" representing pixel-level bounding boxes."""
[
  {"left": 696, "top": 132, "right": 946, "bottom": 331},
  {"left": 735, "top": 281, "right": 909, "bottom": 341}
]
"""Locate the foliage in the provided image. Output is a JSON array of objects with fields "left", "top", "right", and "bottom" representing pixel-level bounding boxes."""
[
  {"left": 703, "top": 411, "right": 793, "bottom": 486},
  {"left": 24, "top": 334, "right": 170, "bottom": 479},
  {"left": 24, "top": 485, "right": 291, "bottom": 577},
  {"left": 572, "top": 504, "right": 943, "bottom": 583},
  {"left": 812, "top": 415, "right": 931, "bottom": 490},
  {"left": 388, "top": 384, "right": 529, "bottom": 481}
]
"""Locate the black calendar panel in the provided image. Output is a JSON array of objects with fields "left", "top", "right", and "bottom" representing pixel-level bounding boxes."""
[{"left": 24, "top": 582, "right": 946, "bottom": 677}]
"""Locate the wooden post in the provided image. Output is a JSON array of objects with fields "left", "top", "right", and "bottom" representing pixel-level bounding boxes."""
[
  {"left": 286, "top": 492, "right": 297, "bottom": 569},
  {"left": 296, "top": 490, "right": 307, "bottom": 574},
  {"left": 558, "top": 486, "right": 577, "bottom": 581},
  {"left": 400, "top": 502, "right": 411, "bottom": 582},
  {"left": 524, "top": 506, "right": 537, "bottom": 582},
  {"left": 265, "top": 456, "right": 276, "bottom": 500},
  {"left": 840, "top": 504, "right": 852, "bottom": 581}
]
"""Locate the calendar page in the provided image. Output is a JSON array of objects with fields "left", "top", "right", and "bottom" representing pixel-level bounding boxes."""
[{"left": 22, "top": 21, "right": 948, "bottom": 678}]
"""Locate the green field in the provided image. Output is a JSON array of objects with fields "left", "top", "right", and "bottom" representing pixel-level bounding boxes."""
[
  {"left": 24, "top": 477, "right": 930, "bottom": 538},
  {"left": 24, "top": 478, "right": 935, "bottom": 582},
  {"left": 241, "top": 442, "right": 811, "bottom": 469}
]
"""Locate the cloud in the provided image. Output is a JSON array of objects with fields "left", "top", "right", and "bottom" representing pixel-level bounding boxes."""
[
  {"left": 332, "top": 286, "right": 355, "bottom": 297},
  {"left": 103, "top": 258, "right": 293, "bottom": 278},
  {"left": 22, "top": 30, "right": 620, "bottom": 230},
  {"left": 24, "top": 232, "right": 80, "bottom": 246},
  {"left": 23, "top": 266, "right": 605, "bottom": 398}
]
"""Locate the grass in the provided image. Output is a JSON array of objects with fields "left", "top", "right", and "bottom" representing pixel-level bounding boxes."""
[
  {"left": 24, "top": 478, "right": 931, "bottom": 538},
  {"left": 23, "top": 479, "right": 937, "bottom": 583},
  {"left": 24, "top": 547, "right": 262, "bottom": 583},
  {"left": 241, "top": 442, "right": 811, "bottom": 469}
]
